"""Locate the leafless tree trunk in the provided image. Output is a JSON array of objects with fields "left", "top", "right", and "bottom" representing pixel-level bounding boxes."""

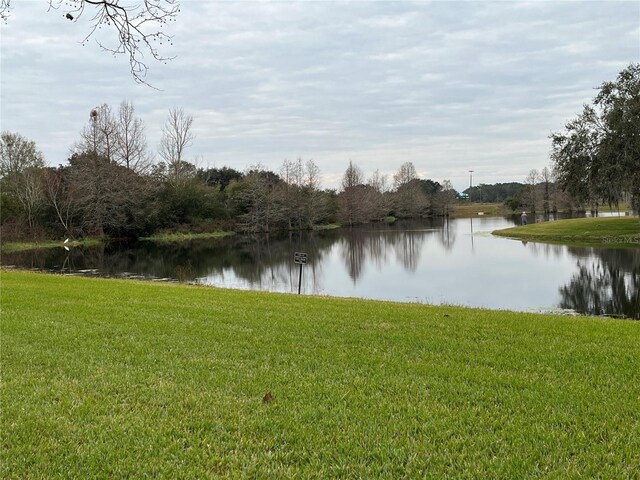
[
  {"left": 303, "top": 159, "right": 324, "bottom": 227},
  {"left": 279, "top": 158, "right": 324, "bottom": 230},
  {"left": 523, "top": 169, "right": 540, "bottom": 213},
  {"left": 280, "top": 158, "right": 303, "bottom": 230},
  {"left": 367, "top": 169, "right": 390, "bottom": 220},
  {"left": 540, "top": 166, "right": 553, "bottom": 216},
  {"left": 159, "top": 108, "right": 195, "bottom": 186},
  {"left": 115, "top": 100, "right": 151, "bottom": 173},
  {"left": 20, "top": 168, "right": 45, "bottom": 233},
  {"left": 43, "top": 168, "right": 75, "bottom": 235}
]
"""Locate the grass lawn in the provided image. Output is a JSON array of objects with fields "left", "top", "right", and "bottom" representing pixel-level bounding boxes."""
[
  {"left": 492, "top": 216, "right": 640, "bottom": 248},
  {"left": 452, "top": 203, "right": 511, "bottom": 218},
  {"left": 2, "top": 270, "right": 639, "bottom": 478}
]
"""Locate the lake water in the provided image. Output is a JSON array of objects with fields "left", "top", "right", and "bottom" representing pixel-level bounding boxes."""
[{"left": 4, "top": 215, "right": 639, "bottom": 319}]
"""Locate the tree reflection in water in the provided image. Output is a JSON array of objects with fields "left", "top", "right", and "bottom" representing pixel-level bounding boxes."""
[
  {"left": 438, "top": 216, "right": 456, "bottom": 251},
  {"left": 3, "top": 217, "right": 639, "bottom": 318},
  {"left": 340, "top": 222, "right": 430, "bottom": 282},
  {"left": 341, "top": 229, "right": 367, "bottom": 283},
  {"left": 559, "top": 248, "right": 640, "bottom": 319}
]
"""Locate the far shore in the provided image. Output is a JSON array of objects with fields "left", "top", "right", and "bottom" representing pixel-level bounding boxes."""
[{"left": 4, "top": 208, "right": 638, "bottom": 253}]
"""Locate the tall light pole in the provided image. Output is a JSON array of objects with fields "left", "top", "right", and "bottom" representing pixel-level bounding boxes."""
[{"left": 469, "top": 170, "right": 475, "bottom": 250}]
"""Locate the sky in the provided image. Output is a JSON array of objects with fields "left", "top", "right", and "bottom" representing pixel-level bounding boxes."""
[{"left": 1, "top": 1, "right": 639, "bottom": 192}]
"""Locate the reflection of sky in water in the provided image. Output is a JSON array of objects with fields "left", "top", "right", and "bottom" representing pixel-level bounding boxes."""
[
  {"left": 193, "top": 216, "right": 638, "bottom": 316},
  {"left": 3, "top": 215, "right": 638, "bottom": 317},
  {"left": 305, "top": 220, "right": 572, "bottom": 310}
]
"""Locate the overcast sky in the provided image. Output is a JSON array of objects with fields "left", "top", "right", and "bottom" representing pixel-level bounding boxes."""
[{"left": 1, "top": 1, "right": 638, "bottom": 191}]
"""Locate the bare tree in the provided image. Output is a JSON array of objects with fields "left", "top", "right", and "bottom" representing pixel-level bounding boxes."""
[
  {"left": 303, "top": 159, "right": 324, "bottom": 226},
  {"left": 305, "top": 159, "right": 321, "bottom": 192},
  {"left": 159, "top": 108, "right": 195, "bottom": 186},
  {"left": 279, "top": 158, "right": 324, "bottom": 230},
  {"left": 392, "top": 162, "right": 425, "bottom": 218},
  {"left": 523, "top": 169, "right": 540, "bottom": 212},
  {"left": 114, "top": 100, "right": 150, "bottom": 173},
  {"left": 435, "top": 179, "right": 457, "bottom": 216},
  {"left": 367, "top": 169, "right": 390, "bottom": 220},
  {"left": 368, "top": 169, "right": 388, "bottom": 194},
  {"left": 0, "top": 132, "right": 46, "bottom": 234},
  {"left": 1, "top": 1, "right": 181, "bottom": 85},
  {"left": 280, "top": 158, "right": 303, "bottom": 230},
  {"left": 96, "top": 104, "right": 118, "bottom": 160},
  {"left": 342, "top": 160, "right": 364, "bottom": 191},
  {"left": 0, "top": 132, "right": 44, "bottom": 178},
  {"left": 17, "top": 168, "right": 45, "bottom": 234},
  {"left": 78, "top": 104, "right": 118, "bottom": 160},
  {"left": 230, "top": 166, "right": 283, "bottom": 233},
  {"left": 393, "top": 161, "right": 417, "bottom": 189},
  {"left": 339, "top": 161, "right": 368, "bottom": 226},
  {"left": 540, "top": 166, "right": 553, "bottom": 216},
  {"left": 43, "top": 168, "right": 76, "bottom": 235}
]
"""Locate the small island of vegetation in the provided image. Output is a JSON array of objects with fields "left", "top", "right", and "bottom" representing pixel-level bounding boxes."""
[
  {"left": 492, "top": 217, "right": 640, "bottom": 248},
  {"left": 139, "top": 230, "right": 235, "bottom": 244}
]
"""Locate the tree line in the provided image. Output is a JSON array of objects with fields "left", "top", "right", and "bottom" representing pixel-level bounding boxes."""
[
  {"left": 3, "top": 64, "right": 636, "bottom": 241},
  {"left": 462, "top": 177, "right": 576, "bottom": 214},
  {"left": 461, "top": 64, "right": 639, "bottom": 216},
  {"left": 550, "top": 63, "right": 639, "bottom": 213},
  {"left": 1, "top": 102, "right": 458, "bottom": 241}
]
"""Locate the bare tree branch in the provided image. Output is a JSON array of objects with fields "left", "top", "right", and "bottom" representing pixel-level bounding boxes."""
[
  {"left": 2, "top": 1, "right": 180, "bottom": 86},
  {"left": 0, "top": 0, "right": 10, "bottom": 22}
]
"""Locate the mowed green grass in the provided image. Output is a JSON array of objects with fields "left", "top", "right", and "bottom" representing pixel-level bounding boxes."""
[
  {"left": 2, "top": 271, "right": 639, "bottom": 478},
  {"left": 493, "top": 217, "right": 640, "bottom": 247},
  {"left": 451, "top": 202, "right": 510, "bottom": 218}
]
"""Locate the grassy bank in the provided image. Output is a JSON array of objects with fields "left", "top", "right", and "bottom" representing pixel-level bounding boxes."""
[
  {"left": 0, "top": 238, "right": 102, "bottom": 253},
  {"left": 2, "top": 271, "right": 639, "bottom": 478},
  {"left": 598, "top": 201, "right": 631, "bottom": 213},
  {"left": 139, "top": 230, "right": 235, "bottom": 243},
  {"left": 451, "top": 202, "right": 510, "bottom": 218},
  {"left": 1, "top": 231, "right": 234, "bottom": 252},
  {"left": 492, "top": 217, "right": 640, "bottom": 247}
]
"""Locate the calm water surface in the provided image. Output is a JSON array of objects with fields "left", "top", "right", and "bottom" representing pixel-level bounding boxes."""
[{"left": 4, "top": 216, "right": 639, "bottom": 319}]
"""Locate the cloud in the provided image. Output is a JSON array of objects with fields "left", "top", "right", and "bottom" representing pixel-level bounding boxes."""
[{"left": 1, "top": 0, "right": 637, "bottom": 191}]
